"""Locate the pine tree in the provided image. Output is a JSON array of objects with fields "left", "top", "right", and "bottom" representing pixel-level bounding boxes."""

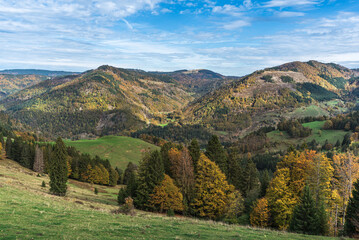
[
  {"left": 5, "top": 137, "right": 12, "bottom": 158},
  {"left": 49, "top": 137, "right": 68, "bottom": 196},
  {"left": 135, "top": 150, "right": 164, "bottom": 209},
  {"left": 344, "top": 180, "right": 359, "bottom": 237},
  {"left": 188, "top": 139, "right": 200, "bottom": 171},
  {"left": 10, "top": 137, "right": 21, "bottom": 162},
  {"left": 115, "top": 167, "right": 123, "bottom": 184},
  {"left": 160, "top": 142, "right": 176, "bottom": 176},
  {"left": 123, "top": 162, "right": 138, "bottom": 185},
  {"left": 227, "top": 150, "right": 242, "bottom": 190},
  {"left": 20, "top": 144, "right": 31, "bottom": 168},
  {"left": 205, "top": 135, "right": 228, "bottom": 176},
  {"left": 289, "top": 186, "right": 322, "bottom": 235},
  {"left": 191, "top": 154, "right": 235, "bottom": 220},
  {"left": 239, "top": 159, "right": 260, "bottom": 198},
  {"left": 108, "top": 167, "right": 119, "bottom": 186}
]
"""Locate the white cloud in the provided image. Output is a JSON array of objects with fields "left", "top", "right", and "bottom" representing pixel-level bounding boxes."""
[
  {"left": 223, "top": 20, "right": 251, "bottom": 30},
  {"left": 277, "top": 11, "right": 305, "bottom": 17},
  {"left": 263, "top": 0, "right": 322, "bottom": 8}
]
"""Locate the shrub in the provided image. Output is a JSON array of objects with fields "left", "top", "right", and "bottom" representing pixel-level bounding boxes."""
[
  {"left": 116, "top": 197, "right": 135, "bottom": 216},
  {"left": 261, "top": 75, "right": 274, "bottom": 83},
  {"left": 41, "top": 181, "right": 46, "bottom": 188},
  {"left": 280, "top": 76, "right": 294, "bottom": 83},
  {"left": 94, "top": 187, "right": 98, "bottom": 195},
  {"left": 167, "top": 209, "right": 175, "bottom": 217}
]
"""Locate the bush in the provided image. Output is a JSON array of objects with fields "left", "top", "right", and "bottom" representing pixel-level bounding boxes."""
[
  {"left": 261, "top": 75, "right": 274, "bottom": 83},
  {"left": 167, "top": 209, "right": 175, "bottom": 217},
  {"left": 41, "top": 181, "right": 46, "bottom": 188},
  {"left": 280, "top": 76, "right": 294, "bottom": 83},
  {"left": 94, "top": 187, "right": 98, "bottom": 195},
  {"left": 119, "top": 197, "right": 135, "bottom": 216}
]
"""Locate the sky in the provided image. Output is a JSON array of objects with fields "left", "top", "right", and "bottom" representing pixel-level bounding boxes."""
[{"left": 0, "top": 0, "right": 359, "bottom": 76}]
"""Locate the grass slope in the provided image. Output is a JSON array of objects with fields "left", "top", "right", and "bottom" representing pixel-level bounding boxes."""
[
  {"left": 267, "top": 121, "right": 349, "bottom": 150},
  {"left": 64, "top": 136, "right": 159, "bottom": 169},
  {"left": 0, "top": 158, "right": 340, "bottom": 240}
]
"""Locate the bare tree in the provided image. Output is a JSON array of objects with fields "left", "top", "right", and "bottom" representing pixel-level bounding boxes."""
[{"left": 33, "top": 145, "right": 44, "bottom": 173}]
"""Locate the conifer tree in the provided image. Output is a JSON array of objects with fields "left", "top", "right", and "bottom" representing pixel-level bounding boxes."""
[
  {"left": 160, "top": 142, "right": 176, "bottom": 176},
  {"left": 5, "top": 137, "right": 11, "bottom": 158},
  {"left": 188, "top": 139, "right": 201, "bottom": 170},
  {"left": 108, "top": 167, "right": 119, "bottom": 186},
  {"left": 49, "top": 137, "right": 68, "bottom": 196},
  {"left": 239, "top": 159, "right": 260, "bottom": 198},
  {"left": 123, "top": 162, "right": 138, "bottom": 185},
  {"left": 115, "top": 167, "right": 123, "bottom": 184},
  {"left": 20, "top": 143, "right": 31, "bottom": 168},
  {"left": 33, "top": 145, "right": 45, "bottom": 173},
  {"left": 135, "top": 150, "right": 164, "bottom": 209},
  {"left": 227, "top": 150, "right": 242, "bottom": 190},
  {"left": 344, "top": 180, "right": 359, "bottom": 237},
  {"left": 289, "top": 186, "right": 323, "bottom": 235},
  {"left": 205, "top": 135, "right": 228, "bottom": 175}
]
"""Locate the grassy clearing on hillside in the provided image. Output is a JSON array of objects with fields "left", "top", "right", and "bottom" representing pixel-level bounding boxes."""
[
  {"left": 64, "top": 136, "right": 159, "bottom": 169},
  {"left": 287, "top": 105, "right": 329, "bottom": 118},
  {"left": 0, "top": 158, "right": 341, "bottom": 240},
  {"left": 267, "top": 121, "right": 349, "bottom": 150}
]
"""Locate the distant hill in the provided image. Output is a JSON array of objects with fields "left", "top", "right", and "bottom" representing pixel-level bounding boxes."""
[
  {"left": 0, "top": 69, "right": 79, "bottom": 76},
  {"left": 0, "top": 65, "right": 194, "bottom": 138},
  {"left": 150, "top": 69, "right": 238, "bottom": 96},
  {"left": 184, "top": 60, "right": 359, "bottom": 136}
]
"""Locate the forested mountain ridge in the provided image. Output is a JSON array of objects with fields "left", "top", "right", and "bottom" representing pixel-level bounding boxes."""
[
  {"left": 150, "top": 69, "right": 238, "bottom": 96},
  {"left": 0, "top": 69, "right": 79, "bottom": 76},
  {"left": 183, "top": 60, "right": 359, "bottom": 136},
  {"left": 0, "top": 65, "right": 194, "bottom": 138}
]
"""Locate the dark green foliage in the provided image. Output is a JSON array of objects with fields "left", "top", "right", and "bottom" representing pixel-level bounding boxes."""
[
  {"left": 132, "top": 124, "right": 212, "bottom": 144},
  {"left": 20, "top": 143, "right": 31, "bottom": 169},
  {"left": 278, "top": 119, "right": 312, "bottom": 138},
  {"left": 280, "top": 75, "right": 294, "bottom": 83},
  {"left": 297, "top": 83, "right": 338, "bottom": 101},
  {"left": 289, "top": 186, "right": 326, "bottom": 235},
  {"left": 94, "top": 188, "right": 98, "bottom": 195},
  {"left": 239, "top": 159, "right": 260, "bottom": 211},
  {"left": 261, "top": 75, "right": 274, "bottom": 83},
  {"left": 5, "top": 137, "right": 12, "bottom": 157},
  {"left": 167, "top": 209, "right": 175, "bottom": 217},
  {"left": 135, "top": 150, "right": 164, "bottom": 209},
  {"left": 160, "top": 142, "right": 176, "bottom": 176},
  {"left": 205, "top": 135, "right": 228, "bottom": 175},
  {"left": 49, "top": 137, "right": 68, "bottom": 196},
  {"left": 259, "top": 170, "right": 272, "bottom": 198},
  {"left": 344, "top": 180, "right": 359, "bottom": 237},
  {"left": 108, "top": 167, "right": 119, "bottom": 186},
  {"left": 227, "top": 150, "right": 242, "bottom": 190},
  {"left": 318, "top": 74, "right": 347, "bottom": 89},
  {"left": 123, "top": 162, "right": 138, "bottom": 185},
  {"left": 10, "top": 137, "right": 22, "bottom": 162},
  {"left": 115, "top": 167, "right": 123, "bottom": 184},
  {"left": 188, "top": 139, "right": 201, "bottom": 171},
  {"left": 41, "top": 181, "right": 46, "bottom": 188}
]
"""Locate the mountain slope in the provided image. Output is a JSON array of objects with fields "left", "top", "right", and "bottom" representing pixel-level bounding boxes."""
[
  {"left": 0, "top": 65, "right": 195, "bottom": 138},
  {"left": 0, "top": 69, "right": 79, "bottom": 76},
  {"left": 184, "top": 61, "right": 358, "bottom": 136},
  {"left": 151, "top": 69, "right": 238, "bottom": 96}
]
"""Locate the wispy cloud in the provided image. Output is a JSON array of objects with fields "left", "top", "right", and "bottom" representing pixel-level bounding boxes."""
[
  {"left": 263, "top": 0, "right": 323, "bottom": 8},
  {"left": 277, "top": 11, "right": 306, "bottom": 17}
]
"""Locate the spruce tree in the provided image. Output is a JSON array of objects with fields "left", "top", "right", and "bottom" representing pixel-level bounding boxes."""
[
  {"left": 289, "top": 186, "right": 321, "bottom": 235},
  {"left": 205, "top": 135, "right": 228, "bottom": 176},
  {"left": 344, "top": 179, "right": 359, "bottom": 237},
  {"left": 160, "top": 142, "right": 176, "bottom": 176},
  {"left": 5, "top": 137, "right": 12, "bottom": 158},
  {"left": 49, "top": 137, "right": 68, "bottom": 196},
  {"left": 135, "top": 150, "right": 164, "bottom": 209},
  {"left": 123, "top": 162, "right": 138, "bottom": 185},
  {"left": 227, "top": 150, "right": 242, "bottom": 190},
  {"left": 115, "top": 167, "right": 123, "bottom": 184},
  {"left": 20, "top": 144, "right": 31, "bottom": 168},
  {"left": 188, "top": 139, "right": 201, "bottom": 171}
]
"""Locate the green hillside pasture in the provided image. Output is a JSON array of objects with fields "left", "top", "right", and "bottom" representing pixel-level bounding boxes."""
[
  {"left": 64, "top": 136, "right": 159, "bottom": 169},
  {"left": 0, "top": 159, "right": 341, "bottom": 240},
  {"left": 286, "top": 105, "right": 329, "bottom": 118},
  {"left": 267, "top": 121, "right": 349, "bottom": 149}
]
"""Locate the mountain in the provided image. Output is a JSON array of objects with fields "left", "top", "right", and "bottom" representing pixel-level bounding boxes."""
[
  {"left": 0, "top": 69, "right": 79, "bottom": 76},
  {"left": 0, "top": 65, "right": 194, "bottom": 138},
  {"left": 0, "top": 74, "right": 49, "bottom": 99},
  {"left": 150, "top": 69, "right": 238, "bottom": 96},
  {"left": 184, "top": 60, "right": 359, "bottom": 137}
]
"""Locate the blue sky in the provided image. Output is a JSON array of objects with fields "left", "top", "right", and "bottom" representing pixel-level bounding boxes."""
[{"left": 0, "top": 0, "right": 358, "bottom": 76}]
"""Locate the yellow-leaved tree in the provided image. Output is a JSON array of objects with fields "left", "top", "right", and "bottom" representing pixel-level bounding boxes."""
[
  {"left": 191, "top": 153, "right": 234, "bottom": 220},
  {"left": 250, "top": 198, "right": 270, "bottom": 227},
  {"left": 148, "top": 174, "right": 184, "bottom": 213}
]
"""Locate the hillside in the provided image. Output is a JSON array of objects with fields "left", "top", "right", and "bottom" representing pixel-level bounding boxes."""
[
  {"left": 0, "top": 158, "right": 339, "bottom": 240},
  {"left": 0, "top": 65, "right": 195, "bottom": 138},
  {"left": 151, "top": 69, "right": 237, "bottom": 96},
  {"left": 64, "top": 136, "right": 159, "bottom": 169},
  {"left": 184, "top": 60, "right": 359, "bottom": 137},
  {"left": 0, "top": 69, "right": 79, "bottom": 76},
  {"left": 0, "top": 74, "right": 49, "bottom": 99}
]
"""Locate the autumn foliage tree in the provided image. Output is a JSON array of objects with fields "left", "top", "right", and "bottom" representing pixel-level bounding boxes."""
[
  {"left": 250, "top": 198, "right": 270, "bottom": 227},
  {"left": 191, "top": 153, "right": 234, "bottom": 220},
  {"left": 148, "top": 174, "right": 184, "bottom": 213}
]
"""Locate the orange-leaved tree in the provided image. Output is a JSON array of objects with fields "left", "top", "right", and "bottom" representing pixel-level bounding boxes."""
[
  {"left": 148, "top": 174, "right": 184, "bottom": 212},
  {"left": 250, "top": 198, "right": 270, "bottom": 227},
  {"left": 191, "top": 153, "right": 234, "bottom": 220}
]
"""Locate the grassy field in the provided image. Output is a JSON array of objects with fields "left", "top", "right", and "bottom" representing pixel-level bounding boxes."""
[
  {"left": 64, "top": 136, "right": 159, "bottom": 169},
  {"left": 286, "top": 105, "right": 329, "bottom": 118},
  {"left": 0, "top": 158, "right": 343, "bottom": 240},
  {"left": 267, "top": 121, "right": 349, "bottom": 150}
]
